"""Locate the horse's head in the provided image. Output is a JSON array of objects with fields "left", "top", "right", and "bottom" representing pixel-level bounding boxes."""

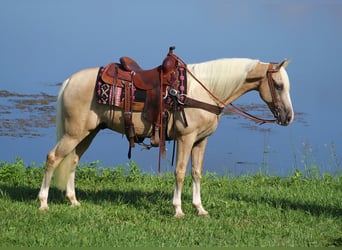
[{"left": 258, "top": 60, "right": 294, "bottom": 126}]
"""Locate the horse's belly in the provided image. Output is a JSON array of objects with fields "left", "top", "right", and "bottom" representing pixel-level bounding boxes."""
[{"left": 103, "top": 110, "right": 153, "bottom": 137}]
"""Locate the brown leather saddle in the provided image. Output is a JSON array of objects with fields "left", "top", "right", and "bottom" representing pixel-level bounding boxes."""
[{"left": 100, "top": 47, "right": 185, "bottom": 160}]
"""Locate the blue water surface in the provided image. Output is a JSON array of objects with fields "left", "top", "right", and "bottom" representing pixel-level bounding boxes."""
[{"left": 0, "top": 0, "right": 341, "bottom": 176}]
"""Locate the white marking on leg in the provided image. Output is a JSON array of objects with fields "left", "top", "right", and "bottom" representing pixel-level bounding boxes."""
[
  {"left": 66, "top": 171, "right": 80, "bottom": 207},
  {"left": 191, "top": 137, "right": 209, "bottom": 216},
  {"left": 192, "top": 177, "right": 208, "bottom": 216},
  {"left": 173, "top": 138, "right": 192, "bottom": 218},
  {"left": 38, "top": 170, "right": 52, "bottom": 211},
  {"left": 173, "top": 184, "right": 185, "bottom": 218},
  {"left": 38, "top": 150, "right": 59, "bottom": 211}
]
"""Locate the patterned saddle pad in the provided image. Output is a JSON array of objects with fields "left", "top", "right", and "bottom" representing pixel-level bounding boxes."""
[{"left": 96, "top": 67, "right": 146, "bottom": 108}]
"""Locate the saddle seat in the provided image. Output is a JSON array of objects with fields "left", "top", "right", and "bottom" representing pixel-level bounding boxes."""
[
  {"left": 120, "top": 57, "right": 144, "bottom": 72},
  {"left": 119, "top": 57, "right": 160, "bottom": 90},
  {"left": 120, "top": 55, "right": 178, "bottom": 76},
  {"left": 120, "top": 56, "right": 178, "bottom": 91}
]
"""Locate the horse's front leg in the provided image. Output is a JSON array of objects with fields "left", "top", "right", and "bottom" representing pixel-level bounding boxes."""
[
  {"left": 173, "top": 137, "right": 193, "bottom": 218},
  {"left": 191, "top": 137, "right": 209, "bottom": 216}
]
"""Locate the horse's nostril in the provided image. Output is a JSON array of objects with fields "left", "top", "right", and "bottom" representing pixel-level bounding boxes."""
[{"left": 284, "top": 113, "right": 293, "bottom": 125}]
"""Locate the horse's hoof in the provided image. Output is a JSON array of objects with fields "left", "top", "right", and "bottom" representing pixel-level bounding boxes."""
[
  {"left": 198, "top": 211, "right": 209, "bottom": 217},
  {"left": 174, "top": 212, "right": 185, "bottom": 218},
  {"left": 39, "top": 205, "right": 49, "bottom": 211},
  {"left": 71, "top": 201, "right": 81, "bottom": 207},
  {"left": 193, "top": 204, "right": 209, "bottom": 216}
]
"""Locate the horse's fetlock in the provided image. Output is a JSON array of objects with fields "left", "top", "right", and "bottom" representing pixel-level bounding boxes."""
[{"left": 193, "top": 203, "right": 209, "bottom": 216}]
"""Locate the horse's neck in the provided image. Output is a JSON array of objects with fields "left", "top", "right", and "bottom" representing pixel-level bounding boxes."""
[{"left": 187, "top": 58, "right": 258, "bottom": 103}]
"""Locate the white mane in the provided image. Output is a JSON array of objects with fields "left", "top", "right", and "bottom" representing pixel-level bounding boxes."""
[{"left": 187, "top": 58, "right": 259, "bottom": 101}]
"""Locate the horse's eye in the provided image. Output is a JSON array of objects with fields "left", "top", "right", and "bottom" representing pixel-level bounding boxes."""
[{"left": 274, "top": 82, "right": 284, "bottom": 91}]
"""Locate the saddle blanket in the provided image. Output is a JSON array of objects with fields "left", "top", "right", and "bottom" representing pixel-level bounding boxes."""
[{"left": 96, "top": 67, "right": 146, "bottom": 109}]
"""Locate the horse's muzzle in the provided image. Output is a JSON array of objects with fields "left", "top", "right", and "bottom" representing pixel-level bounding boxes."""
[{"left": 275, "top": 108, "right": 294, "bottom": 126}]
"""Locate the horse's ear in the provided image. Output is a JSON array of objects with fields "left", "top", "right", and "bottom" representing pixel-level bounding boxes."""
[{"left": 276, "top": 59, "right": 290, "bottom": 69}]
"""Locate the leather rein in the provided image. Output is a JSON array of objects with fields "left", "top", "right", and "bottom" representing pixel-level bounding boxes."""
[{"left": 170, "top": 53, "right": 280, "bottom": 124}]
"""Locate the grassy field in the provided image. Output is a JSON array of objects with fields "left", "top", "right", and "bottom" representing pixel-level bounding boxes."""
[{"left": 0, "top": 158, "right": 341, "bottom": 247}]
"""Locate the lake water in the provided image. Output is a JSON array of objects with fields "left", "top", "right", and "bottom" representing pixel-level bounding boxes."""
[{"left": 0, "top": 1, "right": 341, "bottom": 176}]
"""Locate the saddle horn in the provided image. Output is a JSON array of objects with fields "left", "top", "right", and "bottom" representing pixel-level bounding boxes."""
[
  {"left": 163, "top": 47, "right": 178, "bottom": 73},
  {"left": 169, "top": 46, "right": 176, "bottom": 54}
]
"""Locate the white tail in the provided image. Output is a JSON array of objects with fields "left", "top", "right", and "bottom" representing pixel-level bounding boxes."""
[{"left": 53, "top": 78, "right": 76, "bottom": 190}]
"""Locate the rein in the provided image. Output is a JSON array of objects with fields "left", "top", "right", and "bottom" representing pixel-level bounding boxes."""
[{"left": 169, "top": 52, "right": 279, "bottom": 124}]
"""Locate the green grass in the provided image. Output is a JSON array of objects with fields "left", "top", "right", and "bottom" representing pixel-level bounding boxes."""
[{"left": 0, "top": 158, "right": 341, "bottom": 247}]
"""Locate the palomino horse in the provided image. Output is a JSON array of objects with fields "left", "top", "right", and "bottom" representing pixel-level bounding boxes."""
[{"left": 38, "top": 52, "right": 294, "bottom": 217}]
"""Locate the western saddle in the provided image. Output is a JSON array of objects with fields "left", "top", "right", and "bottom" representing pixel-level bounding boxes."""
[{"left": 100, "top": 47, "right": 187, "bottom": 162}]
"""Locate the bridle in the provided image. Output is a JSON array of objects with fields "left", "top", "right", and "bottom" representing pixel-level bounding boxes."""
[
  {"left": 265, "top": 63, "right": 281, "bottom": 122},
  {"left": 169, "top": 51, "right": 281, "bottom": 124}
]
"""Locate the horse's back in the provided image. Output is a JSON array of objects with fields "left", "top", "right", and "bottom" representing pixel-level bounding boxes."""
[{"left": 68, "top": 67, "right": 99, "bottom": 86}]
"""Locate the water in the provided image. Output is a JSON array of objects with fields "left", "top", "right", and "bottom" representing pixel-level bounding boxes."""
[{"left": 0, "top": 1, "right": 341, "bottom": 176}]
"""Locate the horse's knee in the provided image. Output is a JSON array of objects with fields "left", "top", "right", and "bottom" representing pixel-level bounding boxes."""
[
  {"left": 191, "top": 168, "right": 202, "bottom": 180},
  {"left": 174, "top": 168, "right": 186, "bottom": 183}
]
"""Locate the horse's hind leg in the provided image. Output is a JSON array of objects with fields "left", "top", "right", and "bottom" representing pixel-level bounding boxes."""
[
  {"left": 65, "top": 128, "right": 101, "bottom": 206},
  {"left": 38, "top": 136, "right": 80, "bottom": 211},
  {"left": 39, "top": 148, "right": 58, "bottom": 211},
  {"left": 191, "top": 137, "right": 209, "bottom": 216},
  {"left": 64, "top": 150, "right": 80, "bottom": 207}
]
